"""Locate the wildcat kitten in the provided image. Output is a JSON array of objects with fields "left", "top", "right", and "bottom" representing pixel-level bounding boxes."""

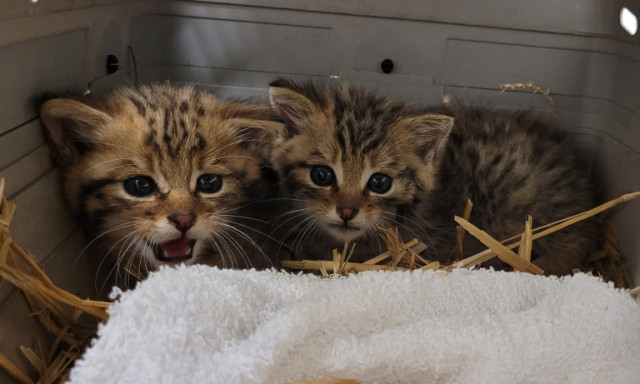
[
  {"left": 267, "top": 79, "right": 602, "bottom": 275},
  {"left": 40, "top": 83, "right": 281, "bottom": 284}
]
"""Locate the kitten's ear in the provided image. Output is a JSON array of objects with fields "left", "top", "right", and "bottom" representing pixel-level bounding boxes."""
[
  {"left": 268, "top": 85, "right": 317, "bottom": 128},
  {"left": 400, "top": 114, "right": 454, "bottom": 164},
  {"left": 226, "top": 118, "right": 284, "bottom": 152},
  {"left": 40, "top": 98, "right": 112, "bottom": 166}
]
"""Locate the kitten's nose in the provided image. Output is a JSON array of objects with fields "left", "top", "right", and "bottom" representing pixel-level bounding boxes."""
[
  {"left": 168, "top": 212, "right": 196, "bottom": 232},
  {"left": 337, "top": 207, "right": 359, "bottom": 222}
]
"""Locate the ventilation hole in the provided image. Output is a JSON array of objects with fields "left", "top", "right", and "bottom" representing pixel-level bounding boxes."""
[{"left": 621, "top": 7, "right": 638, "bottom": 36}]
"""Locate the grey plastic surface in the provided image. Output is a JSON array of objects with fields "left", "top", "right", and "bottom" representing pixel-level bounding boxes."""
[
  {"left": 192, "top": 0, "right": 640, "bottom": 42},
  {"left": 0, "top": 30, "right": 86, "bottom": 135},
  {"left": 130, "top": 15, "right": 332, "bottom": 75},
  {"left": 2, "top": 1, "right": 640, "bottom": 380}
]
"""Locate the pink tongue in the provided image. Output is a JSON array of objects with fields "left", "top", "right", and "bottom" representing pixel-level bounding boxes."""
[{"left": 161, "top": 237, "right": 192, "bottom": 259}]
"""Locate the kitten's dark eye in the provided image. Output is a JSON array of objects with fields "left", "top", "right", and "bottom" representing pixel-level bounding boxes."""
[
  {"left": 197, "top": 174, "right": 223, "bottom": 194},
  {"left": 310, "top": 165, "right": 335, "bottom": 187},
  {"left": 123, "top": 176, "right": 157, "bottom": 197},
  {"left": 367, "top": 173, "right": 392, "bottom": 194}
]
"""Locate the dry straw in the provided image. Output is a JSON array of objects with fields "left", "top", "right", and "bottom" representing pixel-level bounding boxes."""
[
  {"left": 282, "top": 192, "right": 640, "bottom": 287},
  {"left": 0, "top": 178, "right": 110, "bottom": 384},
  {"left": 1, "top": 175, "right": 640, "bottom": 383},
  {"left": 500, "top": 81, "right": 562, "bottom": 124}
]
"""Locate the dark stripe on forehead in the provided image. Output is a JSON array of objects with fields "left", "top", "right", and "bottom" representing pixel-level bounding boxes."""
[
  {"left": 348, "top": 120, "right": 358, "bottom": 156},
  {"left": 179, "top": 119, "right": 188, "bottom": 147},
  {"left": 128, "top": 96, "right": 147, "bottom": 117},
  {"left": 145, "top": 130, "right": 156, "bottom": 146},
  {"left": 145, "top": 129, "right": 162, "bottom": 154},
  {"left": 191, "top": 90, "right": 202, "bottom": 104},
  {"left": 163, "top": 108, "right": 171, "bottom": 135},
  {"left": 361, "top": 130, "right": 386, "bottom": 154},
  {"left": 163, "top": 108, "right": 174, "bottom": 157},
  {"left": 191, "top": 117, "right": 201, "bottom": 130},
  {"left": 191, "top": 91, "right": 206, "bottom": 117},
  {"left": 336, "top": 127, "right": 347, "bottom": 154},
  {"left": 189, "top": 133, "right": 206, "bottom": 155},
  {"left": 352, "top": 104, "right": 368, "bottom": 122},
  {"left": 138, "top": 89, "right": 159, "bottom": 111},
  {"left": 333, "top": 102, "right": 345, "bottom": 126},
  {"left": 370, "top": 104, "right": 386, "bottom": 121}
]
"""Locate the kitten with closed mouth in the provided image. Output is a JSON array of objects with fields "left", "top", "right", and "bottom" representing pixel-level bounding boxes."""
[
  {"left": 267, "top": 79, "right": 602, "bottom": 276},
  {"left": 40, "top": 83, "right": 282, "bottom": 286}
]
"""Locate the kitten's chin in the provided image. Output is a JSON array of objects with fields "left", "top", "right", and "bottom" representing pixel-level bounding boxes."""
[{"left": 324, "top": 224, "right": 366, "bottom": 243}]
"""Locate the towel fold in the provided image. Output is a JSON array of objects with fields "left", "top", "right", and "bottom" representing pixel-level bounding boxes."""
[{"left": 69, "top": 266, "right": 640, "bottom": 384}]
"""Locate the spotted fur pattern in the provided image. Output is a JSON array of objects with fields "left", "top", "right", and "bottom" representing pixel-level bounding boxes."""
[
  {"left": 41, "top": 83, "right": 281, "bottom": 285},
  {"left": 268, "top": 79, "right": 602, "bottom": 275}
]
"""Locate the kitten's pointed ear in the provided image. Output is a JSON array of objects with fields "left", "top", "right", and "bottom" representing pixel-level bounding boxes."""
[
  {"left": 268, "top": 84, "right": 317, "bottom": 127},
  {"left": 226, "top": 118, "right": 284, "bottom": 151},
  {"left": 40, "top": 98, "right": 112, "bottom": 166},
  {"left": 401, "top": 114, "right": 454, "bottom": 164}
]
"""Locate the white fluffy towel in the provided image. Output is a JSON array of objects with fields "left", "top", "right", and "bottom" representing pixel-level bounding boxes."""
[{"left": 69, "top": 267, "right": 640, "bottom": 384}]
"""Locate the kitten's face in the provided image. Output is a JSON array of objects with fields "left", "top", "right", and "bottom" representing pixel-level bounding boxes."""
[
  {"left": 268, "top": 80, "right": 453, "bottom": 247},
  {"left": 41, "top": 84, "right": 278, "bottom": 274}
]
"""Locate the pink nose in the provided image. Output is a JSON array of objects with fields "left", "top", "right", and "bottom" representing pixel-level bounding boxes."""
[
  {"left": 168, "top": 212, "right": 196, "bottom": 232},
  {"left": 337, "top": 207, "right": 359, "bottom": 222}
]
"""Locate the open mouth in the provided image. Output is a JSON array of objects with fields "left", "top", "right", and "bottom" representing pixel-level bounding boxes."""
[{"left": 153, "top": 236, "right": 196, "bottom": 263}]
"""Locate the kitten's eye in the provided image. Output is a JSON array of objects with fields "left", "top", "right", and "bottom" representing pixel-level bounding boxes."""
[
  {"left": 310, "top": 165, "right": 335, "bottom": 187},
  {"left": 123, "top": 176, "right": 157, "bottom": 197},
  {"left": 367, "top": 173, "right": 392, "bottom": 194},
  {"left": 197, "top": 174, "right": 223, "bottom": 194}
]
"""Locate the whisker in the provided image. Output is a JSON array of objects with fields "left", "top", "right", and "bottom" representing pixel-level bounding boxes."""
[
  {"left": 97, "top": 229, "right": 140, "bottom": 294},
  {"left": 206, "top": 234, "right": 228, "bottom": 269},
  {"left": 216, "top": 221, "right": 274, "bottom": 267},
  {"left": 215, "top": 231, "right": 243, "bottom": 268},
  {"left": 218, "top": 229, "right": 253, "bottom": 268},
  {"left": 289, "top": 215, "right": 322, "bottom": 257}
]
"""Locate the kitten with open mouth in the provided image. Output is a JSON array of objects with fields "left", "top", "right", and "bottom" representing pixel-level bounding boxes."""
[{"left": 40, "top": 83, "right": 282, "bottom": 286}]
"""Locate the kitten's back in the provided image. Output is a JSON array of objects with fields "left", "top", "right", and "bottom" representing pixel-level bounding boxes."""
[{"left": 425, "top": 103, "right": 602, "bottom": 274}]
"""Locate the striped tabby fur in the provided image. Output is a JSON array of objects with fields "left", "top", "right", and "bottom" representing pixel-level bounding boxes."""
[
  {"left": 41, "top": 83, "right": 281, "bottom": 285},
  {"left": 267, "top": 79, "right": 602, "bottom": 275}
]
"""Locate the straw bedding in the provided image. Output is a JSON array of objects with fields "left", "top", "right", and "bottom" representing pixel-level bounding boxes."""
[
  {"left": 1, "top": 175, "right": 639, "bottom": 383},
  {"left": 0, "top": 179, "right": 108, "bottom": 383}
]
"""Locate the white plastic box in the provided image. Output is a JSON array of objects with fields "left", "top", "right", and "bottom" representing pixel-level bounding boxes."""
[{"left": 2, "top": 1, "right": 640, "bottom": 381}]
